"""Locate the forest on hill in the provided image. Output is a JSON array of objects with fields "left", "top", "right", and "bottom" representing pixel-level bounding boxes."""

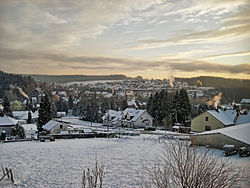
[
  {"left": 0, "top": 70, "right": 37, "bottom": 100},
  {"left": 177, "top": 76, "right": 250, "bottom": 102}
]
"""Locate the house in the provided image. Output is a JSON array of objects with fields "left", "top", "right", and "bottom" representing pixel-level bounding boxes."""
[
  {"left": 56, "top": 111, "right": 67, "bottom": 118},
  {"left": 12, "top": 110, "right": 38, "bottom": 124},
  {"left": 120, "top": 108, "right": 153, "bottom": 128},
  {"left": 102, "top": 108, "right": 154, "bottom": 128},
  {"left": 42, "top": 120, "right": 68, "bottom": 134},
  {"left": 0, "top": 115, "right": 19, "bottom": 137},
  {"left": 240, "top": 98, "right": 250, "bottom": 110},
  {"left": 102, "top": 110, "right": 122, "bottom": 126},
  {"left": 191, "top": 123, "right": 250, "bottom": 149},
  {"left": 191, "top": 109, "right": 238, "bottom": 132},
  {"left": 20, "top": 124, "right": 38, "bottom": 139}
]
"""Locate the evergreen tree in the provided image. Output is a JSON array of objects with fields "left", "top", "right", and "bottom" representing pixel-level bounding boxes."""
[
  {"left": 27, "top": 111, "right": 32, "bottom": 123},
  {"left": 37, "top": 93, "right": 52, "bottom": 132},
  {"left": 178, "top": 89, "right": 191, "bottom": 123},
  {"left": 3, "top": 96, "right": 13, "bottom": 117},
  {"left": 68, "top": 95, "right": 73, "bottom": 110}
]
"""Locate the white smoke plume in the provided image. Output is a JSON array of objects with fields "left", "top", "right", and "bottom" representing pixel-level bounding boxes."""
[
  {"left": 206, "top": 92, "right": 222, "bottom": 109},
  {"left": 17, "top": 87, "right": 29, "bottom": 100},
  {"left": 197, "top": 80, "right": 203, "bottom": 87},
  {"left": 169, "top": 75, "right": 175, "bottom": 88}
]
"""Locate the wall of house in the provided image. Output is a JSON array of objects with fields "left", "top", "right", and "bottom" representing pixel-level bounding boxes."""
[
  {"left": 50, "top": 123, "right": 68, "bottom": 134},
  {"left": 191, "top": 112, "right": 225, "bottom": 132},
  {"left": 191, "top": 133, "right": 248, "bottom": 149},
  {"left": 134, "top": 112, "right": 153, "bottom": 128}
]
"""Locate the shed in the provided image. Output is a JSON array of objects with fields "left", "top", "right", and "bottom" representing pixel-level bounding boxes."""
[
  {"left": 0, "top": 116, "right": 19, "bottom": 136},
  {"left": 42, "top": 120, "right": 68, "bottom": 134}
]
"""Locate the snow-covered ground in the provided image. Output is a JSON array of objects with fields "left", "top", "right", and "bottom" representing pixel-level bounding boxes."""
[{"left": 0, "top": 135, "right": 249, "bottom": 188}]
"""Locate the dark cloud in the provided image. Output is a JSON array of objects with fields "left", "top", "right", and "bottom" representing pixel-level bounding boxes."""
[{"left": 0, "top": 47, "right": 249, "bottom": 75}]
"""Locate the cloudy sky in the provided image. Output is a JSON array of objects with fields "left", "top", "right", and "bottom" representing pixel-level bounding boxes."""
[{"left": 0, "top": 0, "right": 249, "bottom": 79}]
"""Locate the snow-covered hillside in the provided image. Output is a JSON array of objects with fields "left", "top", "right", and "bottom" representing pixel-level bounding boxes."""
[{"left": 0, "top": 135, "right": 249, "bottom": 188}]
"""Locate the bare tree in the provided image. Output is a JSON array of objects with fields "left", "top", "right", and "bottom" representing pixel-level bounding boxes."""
[
  {"left": 82, "top": 159, "right": 104, "bottom": 188},
  {"left": 141, "top": 140, "right": 242, "bottom": 188}
]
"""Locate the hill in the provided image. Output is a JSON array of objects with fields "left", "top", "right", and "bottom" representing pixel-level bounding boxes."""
[
  {"left": 176, "top": 76, "right": 250, "bottom": 89},
  {"left": 177, "top": 76, "right": 250, "bottom": 102},
  {"left": 0, "top": 70, "right": 37, "bottom": 99},
  {"left": 28, "top": 74, "right": 129, "bottom": 83}
]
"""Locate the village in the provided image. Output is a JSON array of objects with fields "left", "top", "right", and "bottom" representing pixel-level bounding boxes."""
[{"left": 0, "top": 77, "right": 249, "bottom": 158}]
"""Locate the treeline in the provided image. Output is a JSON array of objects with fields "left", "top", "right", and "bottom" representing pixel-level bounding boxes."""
[
  {"left": 147, "top": 89, "right": 191, "bottom": 126},
  {"left": 177, "top": 76, "right": 250, "bottom": 89}
]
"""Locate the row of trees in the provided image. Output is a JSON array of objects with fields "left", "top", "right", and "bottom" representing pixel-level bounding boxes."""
[{"left": 147, "top": 89, "right": 191, "bottom": 126}]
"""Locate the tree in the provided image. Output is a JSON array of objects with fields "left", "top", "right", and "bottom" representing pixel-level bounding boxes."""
[
  {"left": 27, "top": 111, "right": 32, "bottom": 123},
  {"left": 3, "top": 96, "right": 13, "bottom": 117},
  {"left": 178, "top": 89, "right": 191, "bottom": 123},
  {"left": 37, "top": 93, "right": 52, "bottom": 132},
  {"left": 141, "top": 141, "right": 242, "bottom": 188}
]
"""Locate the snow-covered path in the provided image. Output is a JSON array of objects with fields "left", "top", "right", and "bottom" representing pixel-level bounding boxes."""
[{"left": 0, "top": 135, "right": 249, "bottom": 188}]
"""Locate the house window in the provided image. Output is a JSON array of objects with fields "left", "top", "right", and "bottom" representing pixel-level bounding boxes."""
[
  {"left": 205, "top": 126, "right": 211, "bottom": 131},
  {"left": 205, "top": 117, "right": 208, "bottom": 121},
  {"left": 60, "top": 124, "right": 63, "bottom": 129}
]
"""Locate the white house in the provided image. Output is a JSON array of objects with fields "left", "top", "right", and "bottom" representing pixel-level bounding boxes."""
[
  {"left": 102, "top": 110, "right": 122, "bottom": 126},
  {"left": 20, "top": 124, "right": 38, "bottom": 139},
  {"left": 102, "top": 108, "right": 153, "bottom": 128},
  {"left": 0, "top": 115, "right": 19, "bottom": 137},
  {"left": 42, "top": 120, "right": 68, "bottom": 134},
  {"left": 121, "top": 108, "right": 153, "bottom": 128}
]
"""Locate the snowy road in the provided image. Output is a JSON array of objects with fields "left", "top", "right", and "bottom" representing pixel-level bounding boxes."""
[{"left": 0, "top": 135, "right": 249, "bottom": 188}]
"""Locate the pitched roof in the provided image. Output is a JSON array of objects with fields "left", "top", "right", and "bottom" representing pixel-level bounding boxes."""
[
  {"left": 123, "top": 108, "right": 148, "bottom": 122},
  {"left": 42, "top": 120, "right": 60, "bottom": 131},
  {"left": 0, "top": 116, "right": 18, "bottom": 126},
  {"left": 13, "top": 110, "right": 38, "bottom": 120},
  {"left": 236, "top": 111, "right": 250, "bottom": 125},
  {"left": 21, "top": 124, "right": 38, "bottom": 131},
  {"left": 207, "top": 109, "right": 237, "bottom": 126},
  {"left": 197, "top": 123, "right": 250, "bottom": 145}
]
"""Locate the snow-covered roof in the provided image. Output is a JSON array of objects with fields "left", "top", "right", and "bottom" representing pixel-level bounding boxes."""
[
  {"left": 240, "top": 98, "right": 250, "bottom": 104},
  {"left": 102, "top": 110, "right": 122, "bottom": 122},
  {"left": 13, "top": 111, "right": 38, "bottom": 120},
  {"left": 207, "top": 109, "right": 237, "bottom": 126},
  {"left": 196, "top": 123, "right": 250, "bottom": 145},
  {"left": 236, "top": 111, "right": 250, "bottom": 125},
  {"left": 42, "top": 120, "right": 60, "bottom": 131},
  {"left": 0, "top": 116, "right": 18, "bottom": 126},
  {"left": 123, "top": 108, "right": 147, "bottom": 122},
  {"left": 21, "top": 124, "right": 38, "bottom": 131}
]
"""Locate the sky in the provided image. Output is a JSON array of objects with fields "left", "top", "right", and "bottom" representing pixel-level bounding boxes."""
[{"left": 0, "top": 0, "right": 250, "bottom": 79}]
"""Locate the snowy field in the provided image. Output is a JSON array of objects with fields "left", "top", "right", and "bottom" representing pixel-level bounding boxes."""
[{"left": 0, "top": 135, "right": 249, "bottom": 188}]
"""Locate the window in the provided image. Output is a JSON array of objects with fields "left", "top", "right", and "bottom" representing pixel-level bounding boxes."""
[
  {"left": 205, "top": 116, "right": 208, "bottom": 121},
  {"left": 60, "top": 124, "right": 63, "bottom": 129},
  {"left": 205, "top": 126, "right": 211, "bottom": 131}
]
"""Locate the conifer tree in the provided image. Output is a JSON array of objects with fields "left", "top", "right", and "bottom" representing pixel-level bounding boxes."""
[
  {"left": 3, "top": 96, "right": 13, "bottom": 117},
  {"left": 27, "top": 110, "right": 32, "bottom": 123},
  {"left": 37, "top": 93, "right": 52, "bottom": 132}
]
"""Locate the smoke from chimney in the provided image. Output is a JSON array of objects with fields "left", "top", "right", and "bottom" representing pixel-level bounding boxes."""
[
  {"left": 197, "top": 80, "right": 202, "bottom": 87},
  {"left": 206, "top": 92, "right": 222, "bottom": 109},
  {"left": 17, "top": 87, "right": 29, "bottom": 100},
  {"left": 169, "top": 75, "right": 175, "bottom": 88}
]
